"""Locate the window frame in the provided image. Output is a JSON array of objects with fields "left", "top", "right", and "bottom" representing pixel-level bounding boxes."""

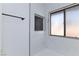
[{"left": 50, "top": 3, "right": 79, "bottom": 39}]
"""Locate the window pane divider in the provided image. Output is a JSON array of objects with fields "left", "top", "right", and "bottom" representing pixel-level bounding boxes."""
[{"left": 64, "top": 10, "right": 66, "bottom": 36}]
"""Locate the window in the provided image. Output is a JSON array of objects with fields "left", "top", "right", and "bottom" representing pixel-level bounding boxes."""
[
  {"left": 50, "top": 11, "right": 64, "bottom": 36},
  {"left": 50, "top": 4, "right": 79, "bottom": 38}
]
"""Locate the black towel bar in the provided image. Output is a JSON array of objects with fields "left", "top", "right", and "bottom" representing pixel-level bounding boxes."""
[{"left": 2, "top": 13, "right": 25, "bottom": 20}]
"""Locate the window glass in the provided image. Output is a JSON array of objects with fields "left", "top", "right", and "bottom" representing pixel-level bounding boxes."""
[
  {"left": 51, "top": 11, "right": 64, "bottom": 36},
  {"left": 66, "top": 6, "right": 79, "bottom": 37}
]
